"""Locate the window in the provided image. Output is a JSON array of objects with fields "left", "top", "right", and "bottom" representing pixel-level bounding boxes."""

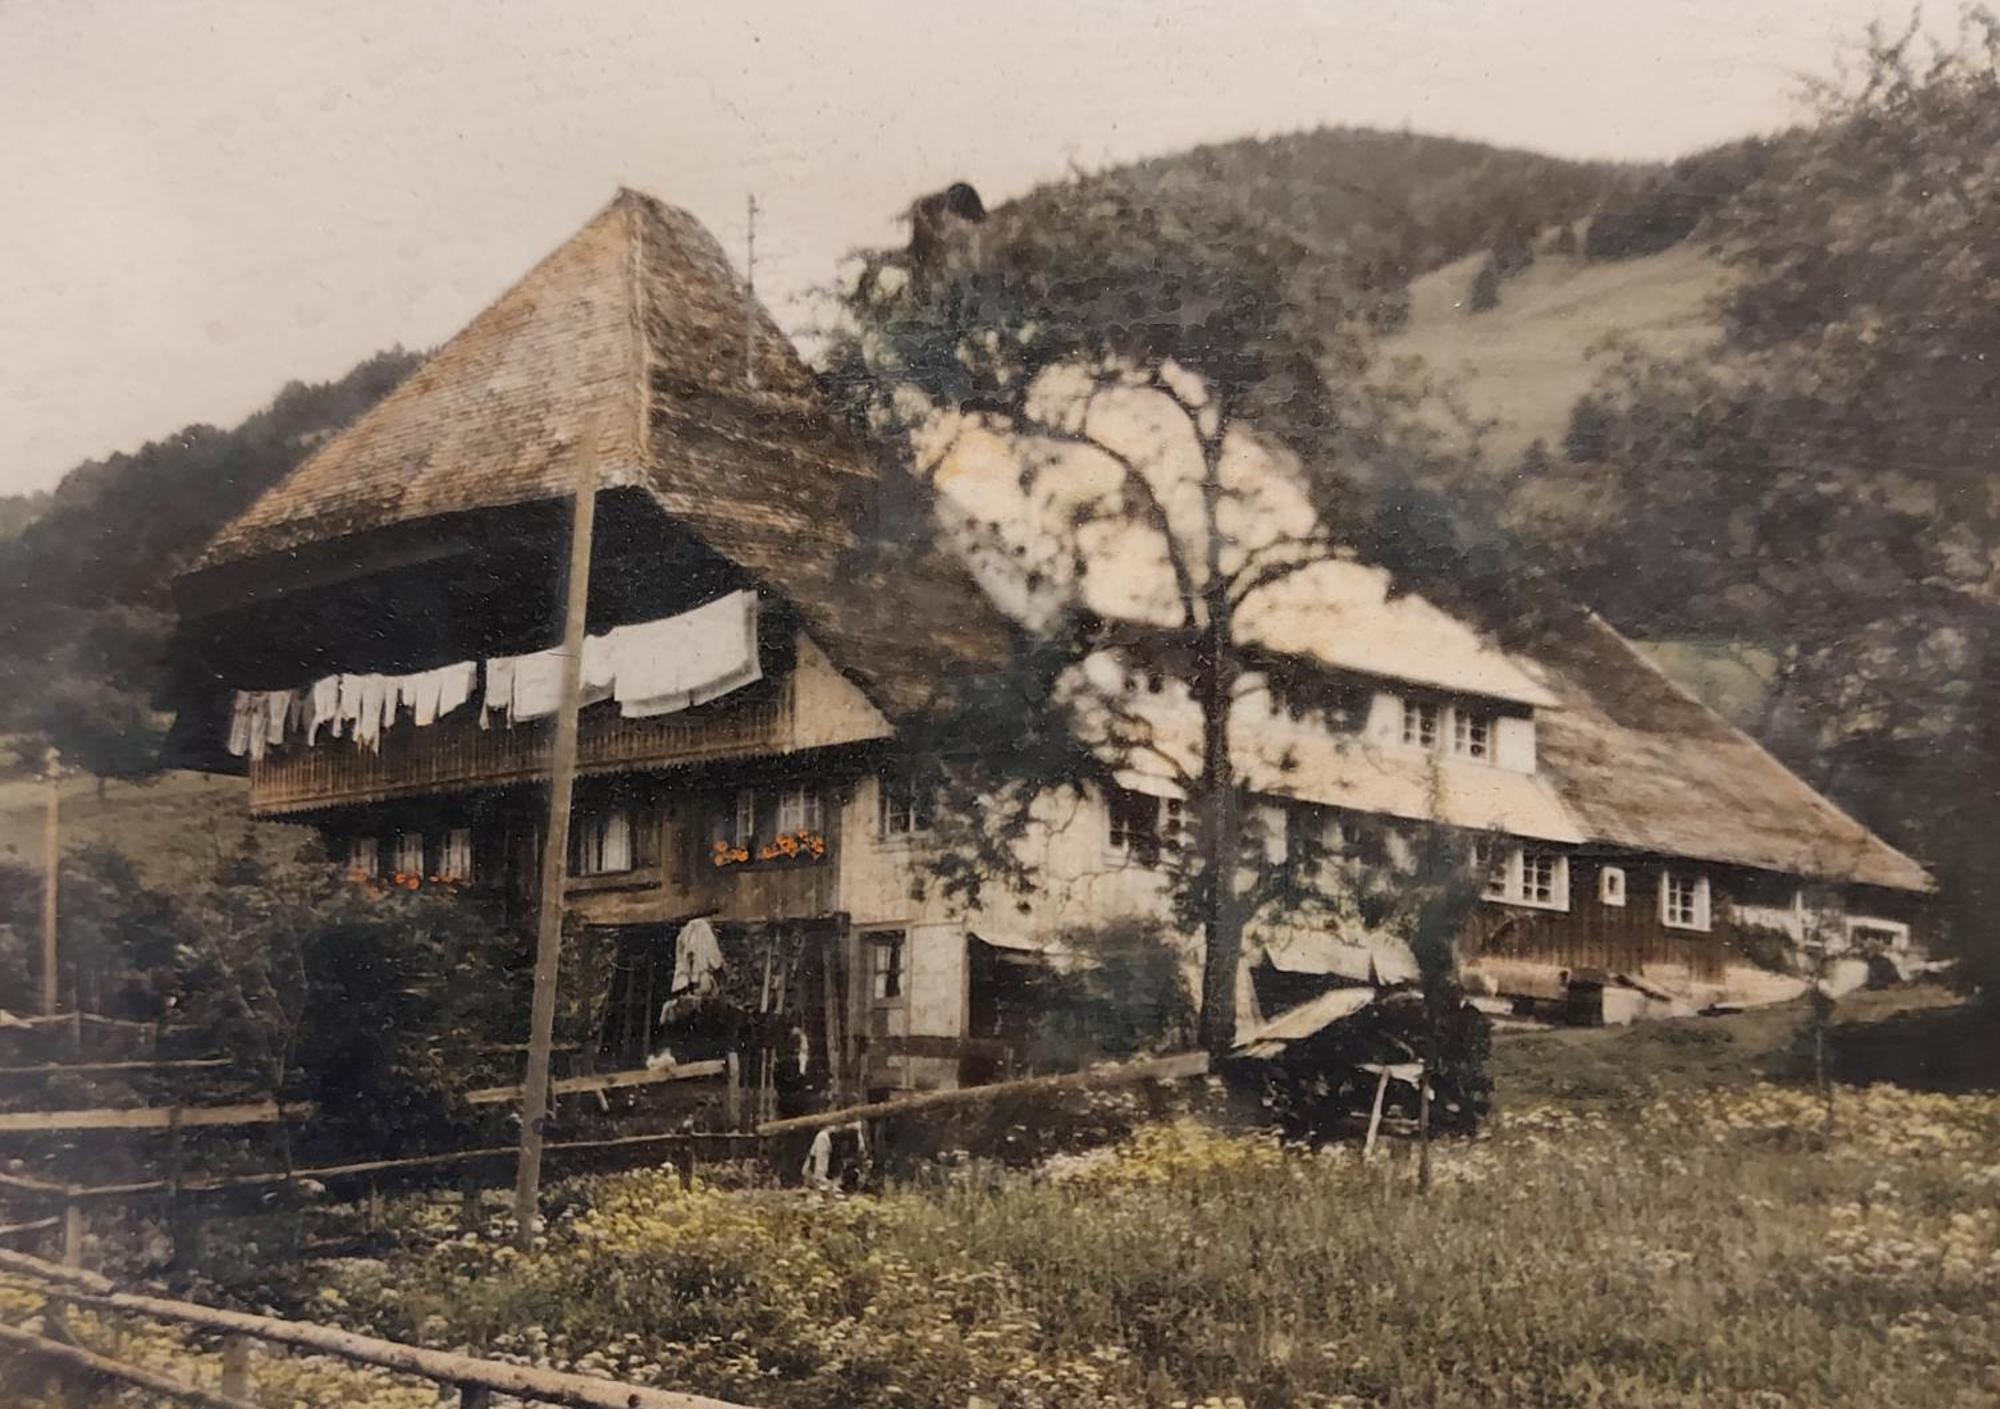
[
  {"left": 879, "top": 774, "right": 935, "bottom": 838},
  {"left": 574, "top": 809, "right": 635, "bottom": 876},
  {"left": 1599, "top": 865, "right": 1627, "bottom": 907},
  {"left": 868, "top": 931, "right": 905, "bottom": 1001},
  {"left": 1472, "top": 837, "right": 1511, "bottom": 899},
  {"left": 1847, "top": 918, "right": 1910, "bottom": 952},
  {"left": 347, "top": 836, "right": 379, "bottom": 877},
  {"left": 1660, "top": 870, "right": 1711, "bottom": 931},
  {"left": 733, "top": 790, "right": 756, "bottom": 848},
  {"left": 439, "top": 828, "right": 474, "bottom": 883},
  {"left": 1106, "top": 787, "right": 1181, "bottom": 866},
  {"left": 1521, "top": 850, "right": 1562, "bottom": 906},
  {"left": 390, "top": 832, "right": 425, "bottom": 878},
  {"left": 1451, "top": 710, "right": 1491, "bottom": 760},
  {"left": 1480, "top": 844, "right": 1570, "bottom": 910},
  {"left": 1401, "top": 699, "right": 1440, "bottom": 750},
  {"left": 776, "top": 786, "right": 823, "bottom": 836}
]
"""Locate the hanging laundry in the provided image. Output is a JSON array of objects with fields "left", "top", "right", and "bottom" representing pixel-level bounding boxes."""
[
  {"left": 434, "top": 661, "right": 475, "bottom": 720},
  {"left": 608, "top": 590, "right": 762, "bottom": 719},
  {"left": 309, "top": 675, "right": 341, "bottom": 743},
  {"left": 408, "top": 668, "right": 445, "bottom": 728},
  {"left": 669, "top": 917, "right": 726, "bottom": 998},
  {"left": 226, "top": 692, "right": 257, "bottom": 758},
  {"left": 485, "top": 647, "right": 607, "bottom": 723},
  {"left": 504, "top": 647, "right": 568, "bottom": 720},
  {"left": 262, "top": 690, "right": 290, "bottom": 749},
  {"left": 482, "top": 658, "right": 514, "bottom": 727},
  {"left": 348, "top": 674, "right": 391, "bottom": 751}
]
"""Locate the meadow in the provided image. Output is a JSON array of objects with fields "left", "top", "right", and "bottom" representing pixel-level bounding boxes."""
[{"left": 8, "top": 998, "right": 1996, "bottom": 1409}]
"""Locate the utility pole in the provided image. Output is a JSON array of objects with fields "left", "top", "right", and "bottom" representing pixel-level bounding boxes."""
[
  {"left": 40, "top": 748, "right": 59, "bottom": 1016},
  {"left": 744, "top": 193, "right": 759, "bottom": 391},
  {"left": 512, "top": 421, "right": 599, "bottom": 1246}
]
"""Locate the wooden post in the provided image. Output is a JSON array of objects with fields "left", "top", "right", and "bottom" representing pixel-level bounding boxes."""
[
  {"left": 219, "top": 1335, "right": 251, "bottom": 1398},
  {"left": 1362, "top": 1067, "right": 1391, "bottom": 1158},
  {"left": 61, "top": 1192, "right": 82, "bottom": 1269},
  {"left": 40, "top": 748, "right": 59, "bottom": 1017},
  {"left": 513, "top": 421, "right": 600, "bottom": 1248},
  {"left": 724, "top": 1051, "right": 742, "bottom": 1131}
]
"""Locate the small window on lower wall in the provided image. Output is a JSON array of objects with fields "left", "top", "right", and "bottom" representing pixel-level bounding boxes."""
[
  {"left": 1599, "top": 865, "right": 1627, "bottom": 907},
  {"left": 1660, "top": 870, "right": 1712, "bottom": 931},
  {"left": 867, "top": 931, "right": 905, "bottom": 1002},
  {"left": 1480, "top": 844, "right": 1571, "bottom": 910},
  {"left": 439, "top": 828, "right": 474, "bottom": 883},
  {"left": 347, "top": 836, "right": 379, "bottom": 877},
  {"left": 390, "top": 832, "right": 425, "bottom": 879},
  {"left": 573, "top": 809, "right": 635, "bottom": 876}
]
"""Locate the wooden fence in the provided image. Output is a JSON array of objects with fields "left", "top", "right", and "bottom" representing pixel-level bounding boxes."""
[{"left": 0, "top": 1245, "right": 751, "bottom": 1408}]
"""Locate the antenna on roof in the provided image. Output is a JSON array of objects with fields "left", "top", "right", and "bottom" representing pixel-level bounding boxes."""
[{"left": 744, "top": 193, "right": 759, "bottom": 391}]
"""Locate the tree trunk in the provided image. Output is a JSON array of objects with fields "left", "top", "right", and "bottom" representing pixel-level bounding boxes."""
[
  {"left": 1194, "top": 567, "right": 1242, "bottom": 1055},
  {"left": 1417, "top": 1007, "right": 1435, "bottom": 1194}
]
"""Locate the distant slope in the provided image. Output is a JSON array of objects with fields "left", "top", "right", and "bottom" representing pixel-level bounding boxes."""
[
  {"left": 1378, "top": 234, "right": 1733, "bottom": 465},
  {"left": 0, "top": 769, "right": 302, "bottom": 891}
]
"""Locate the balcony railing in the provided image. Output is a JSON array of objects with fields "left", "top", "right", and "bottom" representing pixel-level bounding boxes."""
[{"left": 248, "top": 681, "right": 792, "bottom": 815}]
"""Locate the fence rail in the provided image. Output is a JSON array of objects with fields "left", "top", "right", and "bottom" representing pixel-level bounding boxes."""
[{"left": 0, "top": 1246, "right": 752, "bottom": 1409}]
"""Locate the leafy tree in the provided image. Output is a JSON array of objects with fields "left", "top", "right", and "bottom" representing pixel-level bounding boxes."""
[
  {"left": 0, "top": 349, "right": 421, "bottom": 782},
  {"left": 1512, "top": 19, "right": 2000, "bottom": 987},
  {"left": 174, "top": 836, "right": 520, "bottom": 1154},
  {"left": 827, "top": 177, "right": 1525, "bottom": 1058}
]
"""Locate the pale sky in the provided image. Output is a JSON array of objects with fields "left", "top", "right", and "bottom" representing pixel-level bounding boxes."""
[{"left": 0, "top": 0, "right": 1926, "bottom": 494}]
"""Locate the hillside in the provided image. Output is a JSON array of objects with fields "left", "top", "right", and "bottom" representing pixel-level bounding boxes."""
[
  {"left": 1379, "top": 233, "right": 1732, "bottom": 464},
  {"left": 0, "top": 768, "right": 300, "bottom": 891},
  {"left": 984, "top": 126, "right": 1651, "bottom": 339}
]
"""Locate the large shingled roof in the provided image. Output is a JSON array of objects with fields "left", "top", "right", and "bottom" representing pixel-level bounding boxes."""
[
  {"left": 1526, "top": 613, "right": 1929, "bottom": 892},
  {"left": 196, "top": 189, "right": 1012, "bottom": 719},
  {"left": 197, "top": 189, "right": 1929, "bottom": 893}
]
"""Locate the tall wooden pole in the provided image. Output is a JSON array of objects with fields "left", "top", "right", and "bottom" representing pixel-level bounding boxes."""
[
  {"left": 40, "top": 748, "right": 59, "bottom": 1017},
  {"left": 744, "top": 193, "right": 759, "bottom": 391},
  {"left": 512, "top": 424, "right": 599, "bottom": 1245}
]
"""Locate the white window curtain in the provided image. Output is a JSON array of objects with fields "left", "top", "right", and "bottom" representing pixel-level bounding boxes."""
[
  {"left": 348, "top": 836, "right": 379, "bottom": 876},
  {"left": 391, "top": 832, "right": 425, "bottom": 878},
  {"left": 440, "top": 828, "right": 474, "bottom": 882}
]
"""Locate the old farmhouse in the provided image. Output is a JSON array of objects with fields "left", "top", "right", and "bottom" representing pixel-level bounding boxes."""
[{"left": 166, "top": 189, "right": 1930, "bottom": 1099}]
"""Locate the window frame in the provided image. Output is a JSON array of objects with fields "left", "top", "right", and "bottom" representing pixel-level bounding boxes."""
[
  {"left": 1401, "top": 698, "right": 1440, "bottom": 750},
  {"left": 573, "top": 808, "right": 636, "bottom": 877},
  {"left": 439, "top": 827, "right": 474, "bottom": 883},
  {"left": 1479, "top": 842, "right": 1571, "bottom": 911},
  {"left": 1659, "top": 869, "right": 1712, "bottom": 932},
  {"left": 1845, "top": 917, "right": 1910, "bottom": 952},
  {"left": 348, "top": 835, "right": 380, "bottom": 877},
  {"left": 866, "top": 930, "right": 906, "bottom": 1003},
  {"left": 1106, "top": 786, "right": 1174, "bottom": 867},
  {"left": 1598, "top": 865, "right": 1627, "bottom": 907},
  {"left": 389, "top": 831, "right": 425, "bottom": 879},
  {"left": 878, "top": 773, "right": 935, "bottom": 839},
  {"left": 1450, "top": 708, "right": 1492, "bottom": 761},
  {"left": 776, "top": 786, "right": 822, "bottom": 836}
]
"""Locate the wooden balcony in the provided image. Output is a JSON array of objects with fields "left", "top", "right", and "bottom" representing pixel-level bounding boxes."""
[{"left": 248, "top": 681, "right": 793, "bottom": 816}]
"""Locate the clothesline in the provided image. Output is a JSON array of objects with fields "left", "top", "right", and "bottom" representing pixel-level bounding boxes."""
[{"left": 226, "top": 589, "right": 761, "bottom": 759}]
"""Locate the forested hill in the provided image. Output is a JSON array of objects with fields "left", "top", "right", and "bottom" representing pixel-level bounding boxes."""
[
  {"left": 981, "top": 127, "right": 1655, "bottom": 339},
  {"left": 0, "top": 349, "right": 421, "bottom": 779}
]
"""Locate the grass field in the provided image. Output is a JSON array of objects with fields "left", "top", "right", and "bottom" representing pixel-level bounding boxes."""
[
  {"left": 0, "top": 768, "right": 302, "bottom": 891},
  {"left": 23, "top": 988, "right": 1980, "bottom": 1409},
  {"left": 1378, "top": 238, "right": 1731, "bottom": 467}
]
